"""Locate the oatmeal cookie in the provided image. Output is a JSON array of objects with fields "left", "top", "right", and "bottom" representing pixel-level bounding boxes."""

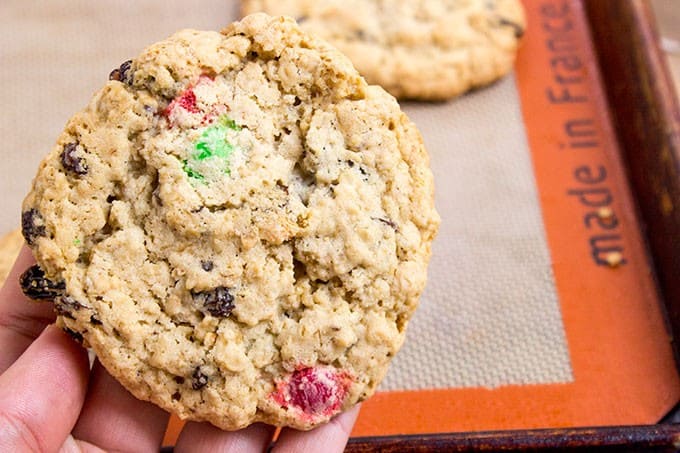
[
  {"left": 21, "top": 13, "right": 439, "bottom": 430},
  {"left": 242, "top": 0, "right": 526, "bottom": 100}
]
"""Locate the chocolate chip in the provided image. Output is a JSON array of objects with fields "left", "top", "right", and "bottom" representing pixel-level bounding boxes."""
[
  {"left": 172, "top": 391, "right": 182, "bottom": 401},
  {"left": 174, "top": 376, "right": 185, "bottom": 385},
  {"left": 63, "top": 327, "right": 84, "bottom": 343},
  {"left": 192, "top": 287, "right": 235, "bottom": 317},
  {"left": 55, "top": 295, "right": 86, "bottom": 319},
  {"left": 109, "top": 59, "right": 134, "bottom": 85},
  {"left": 293, "top": 96, "right": 302, "bottom": 106},
  {"left": 60, "top": 143, "right": 88, "bottom": 176},
  {"left": 90, "top": 315, "right": 103, "bottom": 325},
  {"left": 192, "top": 367, "right": 208, "bottom": 390},
  {"left": 498, "top": 18, "right": 525, "bottom": 39},
  {"left": 201, "top": 260, "right": 214, "bottom": 272},
  {"left": 375, "top": 217, "right": 398, "bottom": 231},
  {"left": 21, "top": 209, "right": 46, "bottom": 245},
  {"left": 19, "top": 265, "right": 65, "bottom": 300}
]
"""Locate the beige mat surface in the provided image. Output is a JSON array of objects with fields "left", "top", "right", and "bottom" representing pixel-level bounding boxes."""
[{"left": 384, "top": 75, "right": 572, "bottom": 389}]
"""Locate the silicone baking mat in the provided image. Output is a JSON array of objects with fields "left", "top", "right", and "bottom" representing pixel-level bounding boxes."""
[{"left": 1, "top": 0, "right": 678, "bottom": 439}]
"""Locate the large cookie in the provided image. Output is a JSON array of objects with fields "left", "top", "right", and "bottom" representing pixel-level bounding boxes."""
[
  {"left": 242, "top": 0, "right": 526, "bottom": 100},
  {"left": 20, "top": 13, "right": 439, "bottom": 430}
]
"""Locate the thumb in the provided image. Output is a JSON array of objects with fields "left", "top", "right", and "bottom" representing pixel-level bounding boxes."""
[{"left": 0, "top": 325, "right": 89, "bottom": 452}]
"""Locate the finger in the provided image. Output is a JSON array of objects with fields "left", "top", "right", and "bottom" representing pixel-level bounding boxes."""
[
  {"left": 60, "top": 435, "right": 107, "bottom": 453},
  {"left": 175, "top": 421, "right": 276, "bottom": 452},
  {"left": 0, "top": 325, "right": 89, "bottom": 452},
  {"left": 0, "top": 245, "right": 56, "bottom": 373},
  {"left": 273, "top": 405, "right": 361, "bottom": 453},
  {"left": 72, "top": 360, "right": 170, "bottom": 452}
]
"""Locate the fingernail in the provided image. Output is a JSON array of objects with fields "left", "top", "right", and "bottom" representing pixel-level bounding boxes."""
[{"left": 59, "top": 434, "right": 81, "bottom": 453}]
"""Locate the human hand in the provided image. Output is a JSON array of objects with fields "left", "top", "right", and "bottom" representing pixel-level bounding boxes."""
[{"left": 0, "top": 246, "right": 359, "bottom": 452}]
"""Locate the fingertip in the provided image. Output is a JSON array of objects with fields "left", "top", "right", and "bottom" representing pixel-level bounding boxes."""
[
  {"left": 273, "top": 404, "right": 362, "bottom": 453},
  {"left": 72, "top": 360, "right": 170, "bottom": 452},
  {"left": 334, "top": 403, "right": 362, "bottom": 437},
  {"left": 0, "top": 245, "right": 56, "bottom": 373},
  {"left": 41, "top": 324, "right": 91, "bottom": 367},
  {"left": 0, "top": 323, "right": 90, "bottom": 452},
  {"left": 2, "top": 245, "right": 36, "bottom": 293},
  {"left": 60, "top": 434, "right": 80, "bottom": 453},
  {"left": 175, "top": 421, "right": 275, "bottom": 453},
  {"left": 5, "top": 323, "right": 91, "bottom": 403}
]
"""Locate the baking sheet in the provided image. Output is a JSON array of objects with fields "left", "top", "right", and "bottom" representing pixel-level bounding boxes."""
[{"left": 2, "top": 0, "right": 678, "bottom": 438}]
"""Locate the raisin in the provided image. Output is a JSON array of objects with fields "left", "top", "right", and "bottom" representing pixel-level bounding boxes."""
[
  {"left": 63, "top": 327, "right": 84, "bottom": 343},
  {"left": 200, "top": 260, "right": 214, "bottom": 272},
  {"left": 60, "top": 142, "right": 88, "bottom": 176},
  {"left": 192, "top": 287, "right": 234, "bottom": 317},
  {"left": 109, "top": 59, "right": 133, "bottom": 85},
  {"left": 90, "top": 315, "right": 103, "bottom": 325},
  {"left": 192, "top": 367, "right": 208, "bottom": 390},
  {"left": 172, "top": 392, "right": 182, "bottom": 401},
  {"left": 119, "top": 60, "right": 133, "bottom": 81},
  {"left": 174, "top": 376, "right": 185, "bottom": 385},
  {"left": 21, "top": 209, "right": 46, "bottom": 245},
  {"left": 19, "top": 265, "right": 65, "bottom": 300},
  {"left": 55, "top": 295, "right": 85, "bottom": 319},
  {"left": 276, "top": 181, "right": 289, "bottom": 194}
]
